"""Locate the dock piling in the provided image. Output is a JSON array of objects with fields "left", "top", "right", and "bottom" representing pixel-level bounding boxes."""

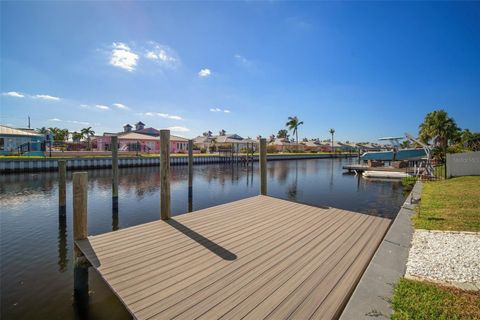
[
  {"left": 160, "top": 130, "right": 171, "bottom": 220},
  {"left": 259, "top": 138, "right": 267, "bottom": 195},
  {"left": 72, "top": 172, "right": 89, "bottom": 304},
  {"left": 58, "top": 160, "right": 66, "bottom": 214},
  {"left": 188, "top": 139, "right": 193, "bottom": 213},
  {"left": 111, "top": 136, "right": 119, "bottom": 209}
]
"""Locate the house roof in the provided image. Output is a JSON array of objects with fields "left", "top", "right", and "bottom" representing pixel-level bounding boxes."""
[
  {"left": 0, "top": 125, "right": 43, "bottom": 137},
  {"left": 135, "top": 121, "right": 145, "bottom": 125},
  {"left": 269, "top": 138, "right": 291, "bottom": 146},
  {"left": 117, "top": 132, "right": 188, "bottom": 141},
  {"left": 118, "top": 132, "right": 159, "bottom": 141}
]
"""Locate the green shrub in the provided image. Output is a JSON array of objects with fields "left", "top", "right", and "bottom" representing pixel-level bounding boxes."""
[
  {"left": 266, "top": 145, "right": 278, "bottom": 153},
  {"left": 401, "top": 176, "right": 418, "bottom": 190}
]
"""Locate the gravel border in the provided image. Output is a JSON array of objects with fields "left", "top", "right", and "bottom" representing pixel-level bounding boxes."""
[{"left": 406, "top": 230, "right": 480, "bottom": 291}]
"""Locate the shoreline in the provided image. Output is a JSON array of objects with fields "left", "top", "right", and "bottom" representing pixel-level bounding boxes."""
[{"left": 0, "top": 153, "right": 356, "bottom": 173}]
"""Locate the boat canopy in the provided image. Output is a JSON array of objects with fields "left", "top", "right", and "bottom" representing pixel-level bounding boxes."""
[{"left": 360, "top": 148, "right": 426, "bottom": 161}]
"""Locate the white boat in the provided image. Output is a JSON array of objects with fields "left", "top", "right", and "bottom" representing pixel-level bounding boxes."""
[{"left": 362, "top": 170, "right": 411, "bottom": 179}]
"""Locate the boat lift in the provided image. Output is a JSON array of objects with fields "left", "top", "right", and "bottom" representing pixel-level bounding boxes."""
[{"left": 404, "top": 132, "right": 434, "bottom": 177}]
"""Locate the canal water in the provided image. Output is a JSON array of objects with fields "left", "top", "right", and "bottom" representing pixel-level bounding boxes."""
[{"left": 0, "top": 158, "right": 406, "bottom": 319}]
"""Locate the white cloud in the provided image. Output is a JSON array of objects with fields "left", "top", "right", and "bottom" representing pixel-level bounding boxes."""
[
  {"left": 142, "top": 112, "right": 183, "bottom": 120},
  {"left": 80, "top": 104, "right": 89, "bottom": 108},
  {"left": 34, "top": 94, "right": 61, "bottom": 101},
  {"left": 95, "top": 104, "right": 110, "bottom": 110},
  {"left": 144, "top": 42, "right": 180, "bottom": 69},
  {"left": 234, "top": 54, "right": 253, "bottom": 67},
  {"left": 210, "top": 107, "right": 231, "bottom": 113},
  {"left": 110, "top": 42, "right": 139, "bottom": 72},
  {"left": 2, "top": 91, "right": 25, "bottom": 98},
  {"left": 168, "top": 126, "right": 190, "bottom": 132},
  {"left": 113, "top": 103, "right": 129, "bottom": 110},
  {"left": 198, "top": 68, "right": 211, "bottom": 77},
  {"left": 48, "top": 118, "right": 90, "bottom": 126}
]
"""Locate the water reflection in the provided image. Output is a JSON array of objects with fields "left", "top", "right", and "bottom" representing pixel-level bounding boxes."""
[
  {"left": 112, "top": 205, "right": 119, "bottom": 231},
  {"left": 58, "top": 212, "right": 68, "bottom": 273}
]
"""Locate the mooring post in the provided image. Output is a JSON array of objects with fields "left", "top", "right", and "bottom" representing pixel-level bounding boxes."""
[
  {"left": 72, "top": 172, "right": 89, "bottom": 304},
  {"left": 188, "top": 139, "right": 193, "bottom": 212},
  {"left": 58, "top": 160, "right": 67, "bottom": 215},
  {"left": 160, "top": 130, "right": 171, "bottom": 220},
  {"left": 111, "top": 135, "right": 119, "bottom": 209},
  {"left": 259, "top": 138, "right": 267, "bottom": 195}
]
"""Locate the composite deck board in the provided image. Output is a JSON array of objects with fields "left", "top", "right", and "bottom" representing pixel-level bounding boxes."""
[{"left": 76, "top": 195, "right": 390, "bottom": 320}]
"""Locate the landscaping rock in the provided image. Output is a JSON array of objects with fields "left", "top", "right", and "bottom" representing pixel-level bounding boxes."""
[{"left": 406, "top": 230, "right": 480, "bottom": 290}]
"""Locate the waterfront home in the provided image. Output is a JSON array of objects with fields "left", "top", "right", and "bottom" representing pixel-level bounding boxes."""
[
  {"left": 0, "top": 125, "right": 45, "bottom": 156},
  {"left": 303, "top": 139, "right": 331, "bottom": 152},
  {"left": 269, "top": 138, "right": 306, "bottom": 152},
  {"left": 194, "top": 133, "right": 255, "bottom": 153},
  {"left": 96, "top": 123, "right": 189, "bottom": 153}
]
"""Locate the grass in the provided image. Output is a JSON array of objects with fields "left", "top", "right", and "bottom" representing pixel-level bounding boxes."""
[
  {"left": 391, "top": 278, "right": 480, "bottom": 320},
  {"left": 433, "top": 164, "right": 446, "bottom": 179},
  {"left": 413, "top": 176, "right": 480, "bottom": 232},
  {"left": 401, "top": 176, "right": 418, "bottom": 190}
]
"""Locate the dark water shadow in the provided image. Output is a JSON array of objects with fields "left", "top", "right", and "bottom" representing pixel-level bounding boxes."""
[
  {"left": 166, "top": 219, "right": 237, "bottom": 261},
  {"left": 58, "top": 211, "right": 68, "bottom": 272}
]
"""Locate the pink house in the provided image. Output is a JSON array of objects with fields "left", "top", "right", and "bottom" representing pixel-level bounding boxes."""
[{"left": 96, "top": 132, "right": 188, "bottom": 154}]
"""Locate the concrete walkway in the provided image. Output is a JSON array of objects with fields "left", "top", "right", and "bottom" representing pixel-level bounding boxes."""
[{"left": 340, "top": 182, "right": 422, "bottom": 320}]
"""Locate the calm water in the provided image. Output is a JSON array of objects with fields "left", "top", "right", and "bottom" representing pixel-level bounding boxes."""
[{"left": 0, "top": 158, "right": 406, "bottom": 319}]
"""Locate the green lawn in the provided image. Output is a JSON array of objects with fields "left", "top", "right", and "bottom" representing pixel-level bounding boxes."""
[
  {"left": 391, "top": 278, "right": 480, "bottom": 320},
  {"left": 413, "top": 176, "right": 480, "bottom": 232}
]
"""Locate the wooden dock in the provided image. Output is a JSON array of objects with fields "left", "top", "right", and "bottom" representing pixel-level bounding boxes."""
[{"left": 76, "top": 195, "right": 390, "bottom": 320}]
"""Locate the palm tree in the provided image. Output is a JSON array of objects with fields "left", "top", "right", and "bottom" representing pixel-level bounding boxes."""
[
  {"left": 81, "top": 127, "right": 96, "bottom": 150},
  {"left": 72, "top": 131, "right": 83, "bottom": 143},
  {"left": 329, "top": 128, "right": 335, "bottom": 153},
  {"left": 36, "top": 127, "right": 49, "bottom": 135},
  {"left": 419, "top": 110, "right": 459, "bottom": 149},
  {"left": 285, "top": 116, "right": 304, "bottom": 150},
  {"left": 60, "top": 129, "right": 69, "bottom": 142},
  {"left": 48, "top": 127, "right": 61, "bottom": 142},
  {"left": 277, "top": 129, "right": 289, "bottom": 139}
]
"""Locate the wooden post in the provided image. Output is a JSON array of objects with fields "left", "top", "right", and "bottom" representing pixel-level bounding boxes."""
[
  {"left": 72, "top": 172, "right": 89, "bottom": 303},
  {"left": 111, "top": 135, "right": 119, "bottom": 209},
  {"left": 73, "top": 172, "right": 88, "bottom": 258},
  {"left": 188, "top": 140, "right": 193, "bottom": 189},
  {"left": 259, "top": 138, "right": 267, "bottom": 195},
  {"left": 58, "top": 160, "right": 67, "bottom": 214},
  {"left": 160, "top": 130, "right": 171, "bottom": 220},
  {"left": 188, "top": 139, "right": 193, "bottom": 213}
]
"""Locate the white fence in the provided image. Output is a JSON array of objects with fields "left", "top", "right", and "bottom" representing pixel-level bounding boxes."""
[{"left": 446, "top": 151, "right": 480, "bottom": 178}]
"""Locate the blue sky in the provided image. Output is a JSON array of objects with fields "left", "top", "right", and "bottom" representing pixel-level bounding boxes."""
[{"left": 1, "top": 1, "right": 479, "bottom": 141}]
